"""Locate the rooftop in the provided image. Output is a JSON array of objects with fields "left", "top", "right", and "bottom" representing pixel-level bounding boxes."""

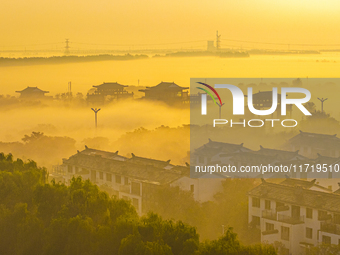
[
  {"left": 63, "top": 147, "right": 186, "bottom": 185},
  {"left": 194, "top": 139, "right": 251, "bottom": 157},
  {"left": 249, "top": 180, "right": 340, "bottom": 213},
  {"left": 288, "top": 131, "right": 340, "bottom": 144},
  {"left": 16, "top": 86, "right": 49, "bottom": 94},
  {"left": 255, "top": 146, "right": 307, "bottom": 161},
  {"left": 139, "top": 82, "right": 189, "bottom": 92},
  {"left": 280, "top": 178, "right": 331, "bottom": 192},
  {"left": 93, "top": 82, "right": 128, "bottom": 89}
]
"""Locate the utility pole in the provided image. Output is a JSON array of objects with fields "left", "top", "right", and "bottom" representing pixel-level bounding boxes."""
[
  {"left": 317, "top": 97, "right": 328, "bottom": 113},
  {"left": 68, "top": 81, "right": 72, "bottom": 99},
  {"left": 91, "top": 108, "right": 101, "bottom": 129}
]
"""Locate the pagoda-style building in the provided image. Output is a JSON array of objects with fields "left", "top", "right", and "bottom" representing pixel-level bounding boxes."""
[
  {"left": 139, "top": 82, "right": 189, "bottom": 105},
  {"left": 16, "top": 86, "right": 49, "bottom": 99},
  {"left": 86, "top": 82, "right": 133, "bottom": 104}
]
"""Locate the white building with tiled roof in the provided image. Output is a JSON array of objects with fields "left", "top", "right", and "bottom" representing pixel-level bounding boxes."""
[
  {"left": 248, "top": 179, "right": 340, "bottom": 255},
  {"left": 283, "top": 130, "right": 340, "bottom": 158},
  {"left": 62, "top": 147, "right": 224, "bottom": 214}
]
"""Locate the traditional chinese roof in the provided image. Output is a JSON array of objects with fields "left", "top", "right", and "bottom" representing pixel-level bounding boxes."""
[
  {"left": 255, "top": 146, "right": 307, "bottom": 161},
  {"left": 230, "top": 151, "right": 278, "bottom": 165},
  {"left": 194, "top": 139, "right": 251, "bottom": 157},
  {"left": 128, "top": 153, "right": 172, "bottom": 169},
  {"left": 63, "top": 147, "right": 183, "bottom": 185},
  {"left": 314, "top": 154, "right": 340, "bottom": 165},
  {"left": 80, "top": 146, "right": 127, "bottom": 161},
  {"left": 280, "top": 178, "right": 331, "bottom": 192},
  {"left": 249, "top": 180, "right": 340, "bottom": 213},
  {"left": 288, "top": 131, "right": 340, "bottom": 148},
  {"left": 16, "top": 86, "right": 49, "bottom": 94},
  {"left": 93, "top": 82, "right": 128, "bottom": 89},
  {"left": 139, "top": 82, "right": 188, "bottom": 92}
]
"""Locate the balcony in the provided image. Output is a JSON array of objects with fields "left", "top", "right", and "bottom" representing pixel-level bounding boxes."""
[
  {"left": 320, "top": 222, "right": 340, "bottom": 236},
  {"left": 278, "top": 214, "right": 304, "bottom": 224},
  {"left": 262, "top": 210, "right": 277, "bottom": 221},
  {"left": 119, "top": 185, "right": 131, "bottom": 194}
]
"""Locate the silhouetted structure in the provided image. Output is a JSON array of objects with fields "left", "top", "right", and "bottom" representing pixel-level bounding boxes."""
[
  {"left": 87, "top": 82, "right": 133, "bottom": 104},
  {"left": 64, "top": 39, "right": 70, "bottom": 55},
  {"left": 16, "top": 86, "right": 49, "bottom": 99},
  {"left": 139, "top": 82, "right": 189, "bottom": 105}
]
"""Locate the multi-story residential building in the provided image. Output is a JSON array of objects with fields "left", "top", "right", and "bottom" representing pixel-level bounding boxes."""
[
  {"left": 62, "top": 146, "right": 223, "bottom": 214},
  {"left": 283, "top": 131, "right": 340, "bottom": 158},
  {"left": 193, "top": 138, "right": 252, "bottom": 166},
  {"left": 249, "top": 178, "right": 340, "bottom": 255}
]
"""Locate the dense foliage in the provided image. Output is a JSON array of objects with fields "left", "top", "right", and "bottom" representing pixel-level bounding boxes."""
[{"left": 0, "top": 153, "right": 276, "bottom": 255}]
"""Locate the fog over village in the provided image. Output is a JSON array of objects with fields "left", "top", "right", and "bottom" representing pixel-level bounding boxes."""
[{"left": 2, "top": 0, "right": 340, "bottom": 254}]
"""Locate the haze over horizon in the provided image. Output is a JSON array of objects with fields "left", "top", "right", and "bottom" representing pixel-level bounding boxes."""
[{"left": 1, "top": 0, "right": 340, "bottom": 50}]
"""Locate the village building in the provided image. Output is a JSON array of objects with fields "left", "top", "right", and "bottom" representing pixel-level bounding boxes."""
[
  {"left": 16, "top": 86, "right": 50, "bottom": 99},
  {"left": 139, "top": 82, "right": 189, "bottom": 105},
  {"left": 86, "top": 82, "right": 133, "bottom": 104},
  {"left": 193, "top": 138, "right": 252, "bottom": 166},
  {"left": 62, "top": 147, "right": 223, "bottom": 214},
  {"left": 249, "top": 179, "right": 340, "bottom": 255},
  {"left": 282, "top": 131, "right": 340, "bottom": 158},
  {"left": 192, "top": 139, "right": 310, "bottom": 178}
]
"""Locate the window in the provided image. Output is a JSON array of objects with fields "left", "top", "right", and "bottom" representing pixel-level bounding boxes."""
[
  {"left": 132, "top": 198, "right": 139, "bottom": 208},
  {"left": 106, "top": 173, "right": 112, "bottom": 182},
  {"left": 334, "top": 214, "right": 340, "bottom": 224},
  {"left": 124, "top": 177, "right": 128, "bottom": 185},
  {"left": 252, "top": 197, "right": 260, "bottom": 208},
  {"left": 322, "top": 235, "right": 331, "bottom": 245},
  {"left": 281, "top": 226, "right": 289, "bottom": 241},
  {"left": 116, "top": 175, "right": 121, "bottom": 184},
  {"left": 252, "top": 216, "right": 260, "bottom": 227},
  {"left": 292, "top": 205, "right": 300, "bottom": 218},
  {"left": 266, "top": 223, "right": 274, "bottom": 231},
  {"left": 306, "top": 227, "right": 313, "bottom": 239},
  {"left": 67, "top": 165, "right": 73, "bottom": 173},
  {"left": 318, "top": 210, "right": 327, "bottom": 221},
  {"left": 306, "top": 208, "right": 313, "bottom": 219},
  {"left": 131, "top": 182, "right": 141, "bottom": 196},
  {"left": 265, "top": 200, "right": 271, "bottom": 210},
  {"left": 190, "top": 184, "right": 194, "bottom": 193},
  {"left": 99, "top": 172, "right": 103, "bottom": 180}
]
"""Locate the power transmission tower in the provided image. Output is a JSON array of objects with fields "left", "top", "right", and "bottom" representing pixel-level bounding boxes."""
[
  {"left": 216, "top": 31, "right": 221, "bottom": 50},
  {"left": 65, "top": 39, "right": 70, "bottom": 55}
]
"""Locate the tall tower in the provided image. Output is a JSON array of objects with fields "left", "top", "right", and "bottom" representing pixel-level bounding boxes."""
[
  {"left": 64, "top": 39, "right": 70, "bottom": 55},
  {"left": 216, "top": 31, "right": 221, "bottom": 50}
]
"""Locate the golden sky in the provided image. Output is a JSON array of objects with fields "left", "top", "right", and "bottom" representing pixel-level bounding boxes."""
[{"left": 1, "top": 0, "right": 340, "bottom": 48}]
